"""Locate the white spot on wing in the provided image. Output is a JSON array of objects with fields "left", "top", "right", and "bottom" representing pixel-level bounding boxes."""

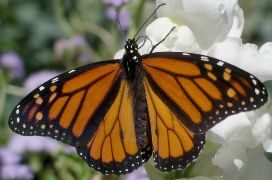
[
  {"left": 69, "top": 70, "right": 75, "bottom": 74},
  {"left": 255, "top": 88, "right": 260, "bottom": 95},
  {"left": 39, "top": 86, "right": 45, "bottom": 91},
  {"left": 217, "top": 61, "right": 224, "bottom": 66},
  {"left": 201, "top": 56, "right": 209, "bottom": 61},
  {"left": 51, "top": 77, "right": 59, "bottom": 83}
]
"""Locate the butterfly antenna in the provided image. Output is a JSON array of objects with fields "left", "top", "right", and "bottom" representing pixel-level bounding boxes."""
[
  {"left": 136, "top": 35, "right": 154, "bottom": 49},
  {"left": 116, "top": 7, "right": 126, "bottom": 40},
  {"left": 133, "top": 3, "right": 166, "bottom": 40},
  {"left": 149, "top": 26, "right": 176, "bottom": 53}
]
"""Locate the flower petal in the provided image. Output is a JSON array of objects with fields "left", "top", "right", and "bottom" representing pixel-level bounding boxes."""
[
  {"left": 227, "top": 5, "right": 244, "bottom": 38},
  {"left": 156, "top": 0, "right": 241, "bottom": 49},
  {"left": 212, "top": 141, "right": 247, "bottom": 180},
  {"left": 208, "top": 38, "right": 272, "bottom": 81},
  {"left": 238, "top": 43, "right": 272, "bottom": 81},
  {"left": 139, "top": 17, "right": 201, "bottom": 54},
  {"left": 209, "top": 113, "right": 251, "bottom": 145},
  {"left": 237, "top": 145, "right": 272, "bottom": 180},
  {"left": 259, "top": 42, "right": 272, "bottom": 61},
  {"left": 207, "top": 37, "right": 242, "bottom": 63}
]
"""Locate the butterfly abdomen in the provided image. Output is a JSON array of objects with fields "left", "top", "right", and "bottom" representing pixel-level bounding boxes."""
[{"left": 133, "top": 71, "right": 150, "bottom": 148}]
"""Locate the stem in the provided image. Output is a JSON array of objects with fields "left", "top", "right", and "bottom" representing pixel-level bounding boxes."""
[
  {"left": 52, "top": 0, "right": 75, "bottom": 36},
  {"left": 70, "top": 13, "right": 114, "bottom": 58},
  {"left": 84, "top": 22, "right": 116, "bottom": 56},
  {"left": 0, "top": 71, "right": 7, "bottom": 124},
  {"left": 6, "top": 85, "right": 27, "bottom": 97},
  {"left": 134, "top": 0, "right": 146, "bottom": 28}
]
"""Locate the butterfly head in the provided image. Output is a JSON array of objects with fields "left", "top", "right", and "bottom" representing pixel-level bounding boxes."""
[
  {"left": 125, "top": 39, "right": 139, "bottom": 54},
  {"left": 122, "top": 39, "right": 141, "bottom": 79}
]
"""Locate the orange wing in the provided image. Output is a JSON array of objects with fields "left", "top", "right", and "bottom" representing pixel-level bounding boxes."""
[
  {"left": 9, "top": 61, "right": 122, "bottom": 147},
  {"left": 141, "top": 52, "right": 268, "bottom": 133},
  {"left": 144, "top": 78, "right": 205, "bottom": 171},
  {"left": 77, "top": 80, "right": 152, "bottom": 175}
]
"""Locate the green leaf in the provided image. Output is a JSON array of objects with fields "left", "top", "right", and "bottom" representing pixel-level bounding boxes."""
[
  {"left": 0, "top": 70, "right": 7, "bottom": 127},
  {"left": 264, "top": 151, "right": 272, "bottom": 162},
  {"left": 38, "top": 168, "right": 58, "bottom": 180},
  {"left": 144, "top": 162, "right": 177, "bottom": 180},
  {"left": 53, "top": 153, "right": 97, "bottom": 180}
]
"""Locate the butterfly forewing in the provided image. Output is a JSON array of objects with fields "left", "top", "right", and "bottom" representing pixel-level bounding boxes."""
[
  {"left": 141, "top": 52, "right": 268, "bottom": 133},
  {"left": 9, "top": 60, "right": 122, "bottom": 147}
]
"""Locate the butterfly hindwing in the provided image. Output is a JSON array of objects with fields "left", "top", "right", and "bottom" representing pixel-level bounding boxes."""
[
  {"left": 143, "top": 78, "right": 205, "bottom": 171},
  {"left": 76, "top": 80, "right": 152, "bottom": 175},
  {"left": 9, "top": 60, "right": 122, "bottom": 147},
  {"left": 141, "top": 52, "right": 268, "bottom": 133}
]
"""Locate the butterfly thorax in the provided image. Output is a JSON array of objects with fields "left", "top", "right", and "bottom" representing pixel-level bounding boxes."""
[{"left": 122, "top": 38, "right": 141, "bottom": 79}]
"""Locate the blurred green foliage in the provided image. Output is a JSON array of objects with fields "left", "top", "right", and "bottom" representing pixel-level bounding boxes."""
[
  {"left": 240, "top": 0, "right": 272, "bottom": 45},
  {"left": 0, "top": 0, "right": 63, "bottom": 73}
]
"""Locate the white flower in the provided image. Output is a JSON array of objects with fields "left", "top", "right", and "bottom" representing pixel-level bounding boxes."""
[
  {"left": 156, "top": 0, "right": 243, "bottom": 49},
  {"left": 259, "top": 42, "right": 272, "bottom": 61},
  {"left": 115, "top": 0, "right": 272, "bottom": 179},
  {"left": 144, "top": 18, "right": 201, "bottom": 53},
  {"left": 208, "top": 112, "right": 272, "bottom": 179},
  {"left": 209, "top": 40, "right": 272, "bottom": 81}
]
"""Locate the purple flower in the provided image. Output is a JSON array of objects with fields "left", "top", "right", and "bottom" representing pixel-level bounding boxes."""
[
  {"left": 8, "top": 135, "right": 61, "bottom": 154},
  {"left": 0, "top": 164, "right": 33, "bottom": 180},
  {"left": 70, "top": 36, "right": 87, "bottom": 47},
  {"left": 76, "top": 53, "right": 92, "bottom": 64},
  {"left": 54, "top": 39, "right": 70, "bottom": 51},
  {"left": 63, "top": 146, "right": 76, "bottom": 154},
  {"left": 106, "top": 8, "right": 131, "bottom": 30},
  {"left": 54, "top": 36, "right": 87, "bottom": 59},
  {"left": 103, "top": 0, "right": 130, "bottom": 7},
  {"left": 123, "top": 166, "right": 149, "bottom": 180},
  {"left": 0, "top": 52, "right": 25, "bottom": 78},
  {"left": 23, "top": 70, "right": 60, "bottom": 92},
  {"left": 0, "top": 148, "right": 21, "bottom": 165}
]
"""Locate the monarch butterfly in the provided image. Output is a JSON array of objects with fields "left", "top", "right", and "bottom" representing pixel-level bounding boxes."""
[{"left": 9, "top": 4, "right": 268, "bottom": 176}]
